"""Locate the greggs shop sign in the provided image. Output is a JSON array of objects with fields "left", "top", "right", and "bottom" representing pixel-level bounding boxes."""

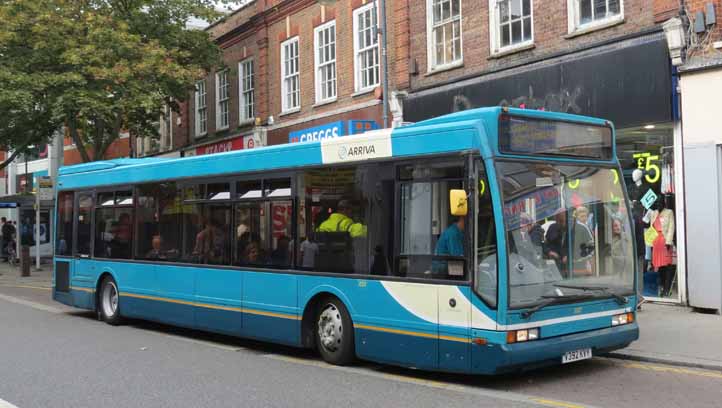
[{"left": 288, "top": 120, "right": 378, "bottom": 144}]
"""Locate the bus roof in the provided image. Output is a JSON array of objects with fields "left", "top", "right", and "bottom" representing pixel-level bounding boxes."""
[{"left": 57, "top": 107, "right": 613, "bottom": 190}]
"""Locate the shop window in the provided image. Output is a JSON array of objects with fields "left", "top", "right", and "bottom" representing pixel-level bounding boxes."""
[
  {"left": 56, "top": 191, "right": 74, "bottom": 256},
  {"left": 617, "top": 124, "right": 677, "bottom": 300},
  {"left": 568, "top": 0, "right": 623, "bottom": 33},
  {"left": 489, "top": 0, "right": 533, "bottom": 55},
  {"left": 427, "top": 0, "right": 462, "bottom": 70}
]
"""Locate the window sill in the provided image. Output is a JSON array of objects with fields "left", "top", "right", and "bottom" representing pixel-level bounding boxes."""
[
  {"left": 194, "top": 133, "right": 208, "bottom": 139},
  {"left": 352, "top": 88, "right": 376, "bottom": 98},
  {"left": 565, "top": 17, "right": 625, "bottom": 39},
  {"left": 216, "top": 125, "right": 230, "bottom": 132},
  {"left": 313, "top": 98, "right": 337, "bottom": 108},
  {"left": 279, "top": 108, "right": 301, "bottom": 117},
  {"left": 424, "top": 60, "right": 464, "bottom": 77},
  {"left": 488, "top": 43, "right": 535, "bottom": 60}
]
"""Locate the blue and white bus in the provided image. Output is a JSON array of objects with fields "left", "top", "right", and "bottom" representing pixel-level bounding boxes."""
[{"left": 53, "top": 107, "right": 638, "bottom": 374}]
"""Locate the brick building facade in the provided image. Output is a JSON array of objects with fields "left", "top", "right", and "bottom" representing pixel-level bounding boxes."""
[{"left": 178, "top": 0, "right": 398, "bottom": 155}]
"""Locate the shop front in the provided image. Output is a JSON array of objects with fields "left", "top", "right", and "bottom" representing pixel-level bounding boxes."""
[
  {"left": 403, "top": 31, "right": 686, "bottom": 304},
  {"left": 267, "top": 104, "right": 382, "bottom": 146},
  {"left": 183, "top": 129, "right": 266, "bottom": 157}
]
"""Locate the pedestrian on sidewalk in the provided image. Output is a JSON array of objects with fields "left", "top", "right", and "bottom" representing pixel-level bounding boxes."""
[{"left": 1, "top": 217, "right": 15, "bottom": 263}]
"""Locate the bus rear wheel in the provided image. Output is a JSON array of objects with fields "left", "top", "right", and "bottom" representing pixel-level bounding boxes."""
[
  {"left": 315, "top": 298, "right": 355, "bottom": 365},
  {"left": 99, "top": 276, "right": 122, "bottom": 325}
]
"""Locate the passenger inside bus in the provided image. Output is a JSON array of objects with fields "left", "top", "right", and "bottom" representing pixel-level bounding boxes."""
[
  {"left": 111, "top": 213, "right": 132, "bottom": 259},
  {"left": 544, "top": 211, "right": 569, "bottom": 276},
  {"left": 145, "top": 235, "right": 178, "bottom": 260}
]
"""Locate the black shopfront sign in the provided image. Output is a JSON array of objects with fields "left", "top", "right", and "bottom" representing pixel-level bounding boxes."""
[{"left": 404, "top": 34, "right": 672, "bottom": 129}]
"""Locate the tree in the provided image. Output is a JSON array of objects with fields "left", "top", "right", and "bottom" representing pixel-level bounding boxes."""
[{"left": 0, "top": 0, "right": 230, "bottom": 167}]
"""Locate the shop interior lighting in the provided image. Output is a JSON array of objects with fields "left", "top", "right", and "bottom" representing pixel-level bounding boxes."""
[{"left": 644, "top": 125, "right": 656, "bottom": 130}]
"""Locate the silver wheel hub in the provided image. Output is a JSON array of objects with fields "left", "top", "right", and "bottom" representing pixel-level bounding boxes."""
[
  {"left": 318, "top": 304, "right": 343, "bottom": 352},
  {"left": 102, "top": 281, "right": 118, "bottom": 317}
]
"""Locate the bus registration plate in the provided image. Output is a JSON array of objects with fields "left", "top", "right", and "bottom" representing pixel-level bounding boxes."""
[{"left": 562, "top": 348, "right": 592, "bottom": 364}]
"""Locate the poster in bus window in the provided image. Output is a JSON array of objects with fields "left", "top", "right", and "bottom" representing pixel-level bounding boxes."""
[{"left": 503, "top": 187, "right": 561, "bottom": 230}]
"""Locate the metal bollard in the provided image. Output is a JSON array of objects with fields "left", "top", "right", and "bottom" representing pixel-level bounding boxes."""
[{"left": 20, "top": 245, "right": 30, "bottom": 277}]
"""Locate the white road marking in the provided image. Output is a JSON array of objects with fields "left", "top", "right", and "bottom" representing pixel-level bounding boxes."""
[
  {"left": 0, "top": 293, "right": 64, "bottom": 314},
  {"left": 262, "top": 354, "right": 597, "bottom": 408},
  {"left": 0, "top": 397, "right": 20, "bottom": 408}
]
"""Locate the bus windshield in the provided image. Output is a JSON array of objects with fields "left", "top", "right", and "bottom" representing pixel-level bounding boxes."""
[{"left": 497, "top": 161, "right": 635, "bottom": 309}]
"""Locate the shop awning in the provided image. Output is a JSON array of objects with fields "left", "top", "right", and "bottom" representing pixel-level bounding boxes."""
[{"left": 0, "top": 193, "right": 41, "bottom": 207}]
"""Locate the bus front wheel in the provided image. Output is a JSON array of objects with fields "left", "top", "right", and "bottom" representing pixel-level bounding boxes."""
[
  {"left": 315, "top": 298, "right": 355, "bottom": 365},
  {"left": 99, "top": 276, "right": 122, "bottom": 325}
]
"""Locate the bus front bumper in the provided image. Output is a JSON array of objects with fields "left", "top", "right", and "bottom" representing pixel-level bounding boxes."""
[{"left": 473, "top": 323, "right": 639, "bottom": 375}]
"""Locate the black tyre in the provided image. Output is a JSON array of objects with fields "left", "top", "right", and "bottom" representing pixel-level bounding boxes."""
[
  {"left": 315, "top": 297, "right": 355, "bottom": 365},
  {"left": 99, "top": 276, "right": 122, "bottom": 325}
]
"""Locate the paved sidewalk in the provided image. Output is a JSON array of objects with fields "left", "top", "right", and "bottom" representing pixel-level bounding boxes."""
[
  {"left": 609, "top": 302, "right": 722, "bottom": 371},
  {"left": 0, "top": 260, "right": 53, "bottom": 289},
  {"left": 1, "top": 260, "right": 721, "bottom": 370}
]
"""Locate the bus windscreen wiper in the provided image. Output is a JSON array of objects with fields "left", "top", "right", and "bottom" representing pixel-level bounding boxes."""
[
  {"left": 520, "top": 294, "right": 594, "bottom": 319},
  {"left": 553, "top": 284, "right": 627, "bottom": 305}
]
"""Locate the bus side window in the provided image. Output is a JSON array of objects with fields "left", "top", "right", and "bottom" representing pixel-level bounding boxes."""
[
  {"left": 397, "top": 163, "right": 466, "bottom": 280},
  {"left": 56, "top": 191, "right": 74, "bottom": 256},
  {"left": 75, "top": 193, "right": 93, "bottom": 257}
]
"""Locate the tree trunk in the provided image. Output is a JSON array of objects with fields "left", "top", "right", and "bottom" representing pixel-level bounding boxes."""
[
  {"left": 68, "top": 115, "right": 92, "bottom": 163},
  {"left": 0, "top": 148, "right": 26, "bottom": 173}
]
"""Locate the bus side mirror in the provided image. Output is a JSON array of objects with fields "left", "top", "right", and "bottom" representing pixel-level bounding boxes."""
[{"left": 449, "top": 190, "right": 468, "bottom": 217}]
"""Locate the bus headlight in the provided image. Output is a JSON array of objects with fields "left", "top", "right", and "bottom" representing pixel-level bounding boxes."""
[
  {"left": 507, "top": 328, "right": 540, "bottom": 343},
  {"left": 611, "top": 313, "right": 634, "bottom": 326}
]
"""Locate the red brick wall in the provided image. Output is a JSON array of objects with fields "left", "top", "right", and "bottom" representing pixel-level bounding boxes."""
[
  {"left": 654, "top": 0, "right": 679, "bottom": 23},
  {"left": 685, "top": 0, "right": 722, "bottom": 52},
  {"left": 407, "top": 0, "right": 658, "bottom": 91},
  {"left": 62, "top": 137, "right": 130, "bottom": 166}
]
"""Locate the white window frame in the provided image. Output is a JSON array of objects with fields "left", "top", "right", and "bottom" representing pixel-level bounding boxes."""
[
  {"left": 567, "top": 0, "right": 624, "bottom": 35},
  {"left": 239, "top": 58, "right": 255, "bottom": 123},
  {"left": 353, "top": 2, "right": 380, "bottom": 93},
  {"left": 426, "top": 0, "right": 463, "bottom": 72},
  {"left": 281, "top": 36, "right": 301, "bottom": 113},
  {"left": 215, "top": 69, "right": 230, "bottom": 131},
  {"left": 314, "top": 20, "right": 337, "bottom": 104},
  {"left": 195, "top": 80, "right": 207, "bottom": 137},
  {"left": 488, "top": 0, "right": 534, "bottom": 55}
]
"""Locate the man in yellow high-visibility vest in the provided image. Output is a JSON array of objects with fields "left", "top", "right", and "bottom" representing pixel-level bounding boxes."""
[{"left": 316, "top": 200, "right": 367, "bottom": 238}]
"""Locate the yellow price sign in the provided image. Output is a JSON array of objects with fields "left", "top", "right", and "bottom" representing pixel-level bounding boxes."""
[{"left": 632, "top": 152, "right": 661, "bottom": 184}]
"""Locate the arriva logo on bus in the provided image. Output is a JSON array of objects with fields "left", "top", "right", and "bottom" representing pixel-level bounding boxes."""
[{"left": 321, "top": 129, "right": 393, "bottom": 164}]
